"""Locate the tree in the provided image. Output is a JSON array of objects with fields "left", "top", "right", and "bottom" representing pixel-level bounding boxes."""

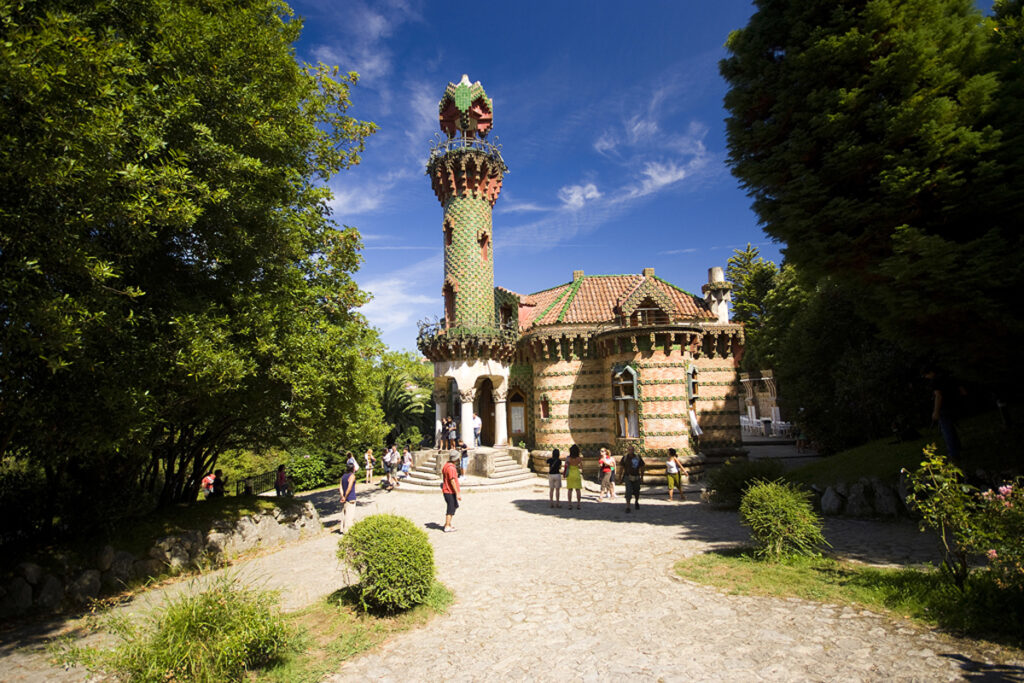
[
  {"left": 721, "top": 0, "right": 1024, "bottom": 384},
  {"left": 726, "top": 244, "right": 779, "bottom": 371},
  {"left": 0, "top": 0, "right": 380, "bottom": 531},
  {"left": 376, "top": 352, "right": 433, "bottom": 447}
]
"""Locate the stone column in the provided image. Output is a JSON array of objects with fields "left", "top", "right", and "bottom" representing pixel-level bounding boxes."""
[
  {"left": 433, "top": 387, "right": 448, "bottom": 448},
  {"left": 459, "top": 388, "right": 476, "bottom": 447},
  {"left": 493, "top": 385, "right": 509, "bottom": 447}
]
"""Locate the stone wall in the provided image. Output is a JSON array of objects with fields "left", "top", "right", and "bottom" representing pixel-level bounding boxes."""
[
  {"left": 816, "top": 477, "right": 912, "bottom": 518},
  {"left": 0, "top": 501, "right": 320, "bottom": 619}
]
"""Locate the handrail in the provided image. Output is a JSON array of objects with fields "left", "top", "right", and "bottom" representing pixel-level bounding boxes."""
[
  {"left": 416, "top": 316, "right": 519, "bottom": 346},
  {"left": 425, "top": 134, "right": 508, "bottom": 171}
]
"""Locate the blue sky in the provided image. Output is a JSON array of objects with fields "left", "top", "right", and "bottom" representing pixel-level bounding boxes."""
[{"left": 289, "top": 0, "right": 784, "bottom": 353}]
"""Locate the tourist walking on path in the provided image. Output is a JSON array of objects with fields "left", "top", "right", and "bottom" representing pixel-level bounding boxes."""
[
  {"left": 401, "top": 447, "right": 412, "bottom": 479},
  {"left": 275, "top": 464, "right": 290, "bottom": 497},
  {"left": 364, "top": 448, "right": 376, "bottom": 485},
  {"left": 441, "top": 451, "right": 461, "bottom": 532},
  {"left": 665, "top": 448, "right": 684, "bottom": 501},
  {"left": 598, "top": 448, "right": 615, "bottom": 501},
  {"left": 564, "top": 444, "right": 583, "bottom": 510},
  {"left": 618, "top": 445, "right": 645, "bottom": 512},
  {"left": 339, "top": 463, "right": 357, "bottom": 533},
  {"left": 546, "top": 448, "right": 563, "bottom": 508},
  {"left": 473, "top": 412, "right": 482, "bottom": 446},
  {"left": 447, "top": 418, "right": 458, "bottom": 451}
]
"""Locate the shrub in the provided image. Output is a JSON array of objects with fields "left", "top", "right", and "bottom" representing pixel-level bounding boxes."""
[
  {"left": 739, "top": 480, "right": 828, "bottom": 561},
  {"left": 976, "top": 480, "right": 1024, "bottom": 594},
  {"left": 705, "top": 457, "right": 786, "bottom": 509},
  {"left": 337, "top": 514, "right": 435, "bottom": 613},
  {"left": 83, "top": 575, "right": 291, "bottom": 682},
  {"left": 286, "top": 447, "right": 329, "bottom": 491}
]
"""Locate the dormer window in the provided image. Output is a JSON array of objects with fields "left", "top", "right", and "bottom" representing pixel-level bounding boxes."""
[{"left": 630, "top": 298, "right": 668, "bottom": 327}]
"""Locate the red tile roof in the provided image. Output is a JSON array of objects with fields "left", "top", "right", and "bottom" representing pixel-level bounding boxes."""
[{"left": 517, "top": 274, "right": 714, "bottom": 330}]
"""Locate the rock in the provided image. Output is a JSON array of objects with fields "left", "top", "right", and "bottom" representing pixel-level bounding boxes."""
[
  {"left": 896, "top": 471, "right": 915, "bottom": 515},
  {"left": 871, "top": 480, "right": 901, "bottom": 518},
  {"left": 1, "top": 577, "right": 34, "bottom": 615},
  {"left": 845, "top": 481, "right": 874, "bottom": 517},
  {"left": 36, "top": 574, "right": 64, "bottom": 611},
  {"left": 69, "top": 570, "right": 101, "bottom": 603},
  {"left": 17, "top": 562, "right": 43, "bottom": 585},
  {"left": 108, "top": 551, "right": 136, "bottom": 583},
  {"left": 96, "top": 545, "right": 115, "bottom": 572},
  {"left": 150, "top": 536, "right": 191, "bottom": 571},
  {"left": 821, "top": 487, "right": 845, "bottom": 516},
  {"left": 132, "top": 558, "right": 164, "bottom": 581}
]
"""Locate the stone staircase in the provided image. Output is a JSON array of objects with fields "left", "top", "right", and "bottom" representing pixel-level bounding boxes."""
[{"left": 397, "top": 447, "right": 536, "bottom": 493}]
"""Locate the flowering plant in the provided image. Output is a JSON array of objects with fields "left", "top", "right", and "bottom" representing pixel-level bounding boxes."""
[{"left": 975, "top": 481, "right": 1024, "bottom": 593}]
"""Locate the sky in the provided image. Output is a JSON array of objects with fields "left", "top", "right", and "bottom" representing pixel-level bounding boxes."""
[{"left": 288, "top": 0, "right": 784, "bottom": 353}]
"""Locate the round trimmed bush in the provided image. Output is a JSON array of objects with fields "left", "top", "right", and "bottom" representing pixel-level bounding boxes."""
[
  {"left": 739, "top": 479, "right": 828, "bottom": 560},
  {"left": 705, "top": 457, "right": 786, "bottom": 509},
  {"left": 337, "top": 513, "right": 435, "bottom": 613}
]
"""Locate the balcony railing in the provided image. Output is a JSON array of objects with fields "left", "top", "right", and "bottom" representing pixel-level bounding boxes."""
[
  {"left": 416, "top": 316, "right": 519, "bottom": 348},
  {"left": 425, "top": 134, "right": 508, "bottom": 172}
]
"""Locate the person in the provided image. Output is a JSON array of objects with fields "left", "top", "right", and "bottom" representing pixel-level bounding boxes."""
[
  {"left": 211, "top": 469, "right": 226, "bottom": 498},
  {"left": 564, "top": 444, "right": 584, "bottom": 509},
  {"left": 400, "top": 446, "right": 412, "bottom": 479},
  {"left": 598, "top": 448, "right": 615, "bottom": 501},
  {"left": 546, "top": 448, "right": 563, "bottom": 508},
  {"left": 618, "top": 444, "right": 645, "bottom": 512},
  {"left": 201, "top": 471, "right": 215, "bottom": 499},
  {"left": 459, "top": 440, "right": 469, "bottom": 480},
  {"left": 923, "top": 367, "right": 964, "bottom": 463},
  {"left": 345, "top": 451, "right": 360, "bottom": 476},
  {"left": 363, "top": 447, "right": 375, "bottom": 485},
  {"left": 441, "top": 451, "right": 461, "bottom": 533},
  {"left": 274, "top": 464, "right": 290, "bottom": 497},
  {"left": 472, "top": 412, "right": 482, "bottom": 446},
  {"left": 339, "top": 463, "right": 357, "bottom": 533},
  {"left": 665, "top": 448, "right": 684, "bottom": 501},
  {"left": 447, "top": 418, "right": 458, "bottom": 451},
  {"left": 388, "top": 445, "right": 400, "bottom": 487}
]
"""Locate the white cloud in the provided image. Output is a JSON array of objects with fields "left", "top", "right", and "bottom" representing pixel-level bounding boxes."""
[
  {"left": 330, "top": 187, "right": 384, "bottom": 216},
  {"left": 558, "top": 183, "right": 601, "bottom": 210},
  {"left": 593, "top": 131, "right": 618, "bottom": 156},
  {"left": 405, "top": 81, "right": 440, "bottom": 152},
  {"left": 498, "top": 200, "right": 551, "bottom": 214},
  {"left": 620, "top": 161, "right": 689, "bottom": 201},
  {"left": 660, "top": 248, "right": 698, "bottom": 255},
  {"left": 359, "top": 255, "right": 441, "bottom": 350},
  {"left": 626, "top": 115, "right": 660, "bottom": 143}
]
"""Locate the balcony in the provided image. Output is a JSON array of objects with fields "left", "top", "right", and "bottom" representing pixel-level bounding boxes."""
[{"left": 416, "top": 317, "right": 519, "bottom": 363}]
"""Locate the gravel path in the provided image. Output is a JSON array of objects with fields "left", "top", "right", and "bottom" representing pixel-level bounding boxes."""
[{"left": 3, "top": 482, "right": 1022, "bottom": 682}]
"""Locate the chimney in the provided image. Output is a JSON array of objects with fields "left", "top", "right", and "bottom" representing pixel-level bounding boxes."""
[
  {"left": 642, "top": 267, "right": 655, "bottom": 277},
  {"left": 702, "top": 266, "right": 732, "bottom": 324},
  {"left": 572, "top": 270, "right": 584, "bottom": 280}
]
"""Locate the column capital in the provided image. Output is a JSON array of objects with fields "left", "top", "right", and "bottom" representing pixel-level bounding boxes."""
[
  {"left": 493, "top": 386, "right": 508, "bottom": 402},
  {"left": 459, "top": 387, "right": 477, "bottom": 402}
]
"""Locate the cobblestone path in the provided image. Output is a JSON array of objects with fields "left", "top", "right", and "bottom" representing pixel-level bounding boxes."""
[{"left": 324, "top": 485, "right": 1022, "bottom": 682}]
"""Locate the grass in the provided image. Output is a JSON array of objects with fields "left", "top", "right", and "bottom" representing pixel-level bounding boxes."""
[
  {"left": 676, "top": 549, "right": 1024, "bottom": 649},
  {"left": 786, "top": 408, "right": 1019, "bottom": 489},
  {"left": 258, "top": 581, "right": 454, "bottom": 682}
]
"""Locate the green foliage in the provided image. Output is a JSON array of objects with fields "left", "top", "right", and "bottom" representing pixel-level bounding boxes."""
[
  {"left": 376, "top": 352, "right": 433, "bottom": 446},
  {"left": 903, "top": 445, "right": 978, "bottom": 589},
  {"left": 76, "top": 576, "right": 291, "bottom": 682},
  {"left": 0, "top": 0, "right": 383, "bottom": 535},
  {"left": 739, "top": 480, "right": 828, "bottom": 561},
  {"left": 286, "top": 448, "right": 330, "bottom": 492},
  {"left": 337, "top": 514, "right": 435, "bottom": 613},
  {"left": 705, "top": 457, "right": 785, "bottom": 509},
  {"left": 396, "top": 426, "right": 425, "bottom": 450},
  {"left": 721, "top": 0, "right": 1024, "bottom": 386},
  {"left": 726, "top": 244, "right": 778, "bottom": 371}
]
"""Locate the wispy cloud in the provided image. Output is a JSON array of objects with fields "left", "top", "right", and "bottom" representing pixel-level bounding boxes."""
[
  {"left": 558, "top": 183, "right": 601, "bottom": 210},
  {"left": 364, "top": 245, "right": 438, "bottom": 251},
  {"left": 359, "top": 255, "right": 440, "bottom": 349},
  {"left": 660, "top": 248, "right": 698, "bottom": 255}
]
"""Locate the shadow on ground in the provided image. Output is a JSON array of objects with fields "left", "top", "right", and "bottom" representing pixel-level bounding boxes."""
[
  {"left": 510, "top": 490, "right": 943, "bottom": 567},
  {"left": 943, "top": 653, "right": 1024, "bottom": 681}
]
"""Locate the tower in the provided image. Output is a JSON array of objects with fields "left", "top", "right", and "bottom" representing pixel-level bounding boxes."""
[{"left": 418, "top": 76, "right": 514, "bottom": 448}]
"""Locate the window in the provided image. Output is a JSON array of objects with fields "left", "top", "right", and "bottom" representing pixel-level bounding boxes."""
[
  {"left": 443, "top": 218, "right": 454, "bottom": 247},
  {"left": 629, "top": 298, "right": 668, "bottom": 327},
  {"left": 479, "top": 232, "right": 489, "bottom": 261},
  {"left": 686, "top": 366, "right": 698, "bottom": 401},
  {"left": 509, "top": 390, "right": 525, "bottom": 433},
  {"left": 540, "top": 397, "right": 551, "bottom": 419},
  {"left": 443, "top": 283, "right": 455, "bottom": 324},
  {"left": 613, "top": 365, "right": 639, "bottom": 438},
  {"left": 499, "top": 305, "right": 514, "bottom": 329}
]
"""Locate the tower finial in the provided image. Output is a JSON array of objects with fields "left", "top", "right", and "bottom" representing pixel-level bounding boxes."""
[{"left": 438, "top": 75, "right": 493, "bottom": 138}]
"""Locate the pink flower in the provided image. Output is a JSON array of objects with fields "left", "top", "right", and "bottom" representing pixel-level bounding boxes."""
[
  {"left": 987, "top": 549, "right": 999, "bottom": 560},
  {"left": 998, "top": 485, "right": 1013, "bottom": 497}
]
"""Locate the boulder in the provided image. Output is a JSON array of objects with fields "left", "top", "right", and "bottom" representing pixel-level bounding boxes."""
[
  {"left": 820, "top": 486, "right": 845, "bottom": 516},
  {"left": 36, "top": 574, "right": 64, "bottom": 611},
  {"left": 69, "top": 570, "right": 101, "bottom": 604},
  {"left": 870, "top": 479, "right": 901, "bottom": 518},
  {"left": 17, "top": 562, "right": 43, "bottom": 585},
  {"left": 132, "top": 558, "right": 164, "bottom": 581},
  {"left": 845, "top": 481, "right": 874, "bottom": 517},
  {"left": 108, "top": 551, "right": 136, "bottom": 584},
  {"left": 149, "top": 536, "right": 191, "bottom": 571},
  {"left": 96, "top": 545, "right": 115, "bottom": 572},
  {"left": 1, "top": 577, "right": 34, "bottom": 615}
]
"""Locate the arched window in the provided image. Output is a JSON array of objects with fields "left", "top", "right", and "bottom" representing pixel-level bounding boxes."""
[
  {"left": 443, "top": 217, "right": 454, "bottom": 247},
  {"left": 443, "top": 283, "right": 455, "bottom": 324},
  {"left": 479, "top": 232, "right": 489, "bottom": 261},
  {"left": 613, "top": 365, "right": 639, "bottom": 438},
  {"left": 540, "top": 397, "right": 551, "bottom": 419},
  {"left": 509, "top": 390, "right": 526, "bottom": 434}
]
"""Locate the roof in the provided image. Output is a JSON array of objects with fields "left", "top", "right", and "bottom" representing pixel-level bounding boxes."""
[{"left": 517, "top": 273, "right": 714, "bottom": 330}]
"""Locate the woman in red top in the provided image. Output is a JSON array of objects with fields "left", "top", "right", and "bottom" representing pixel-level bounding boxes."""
[{"left": 441, "top": 451, "right": 462, "bottom": 533}]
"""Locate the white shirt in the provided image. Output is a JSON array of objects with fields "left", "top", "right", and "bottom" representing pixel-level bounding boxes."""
[{"left": 473, "top": 415, "right": 482, "bottom": 430}]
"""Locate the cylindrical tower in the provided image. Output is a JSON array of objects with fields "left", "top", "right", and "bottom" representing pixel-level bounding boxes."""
[{"left": 427, "top": 75, "right": 506, "bottom": 331}]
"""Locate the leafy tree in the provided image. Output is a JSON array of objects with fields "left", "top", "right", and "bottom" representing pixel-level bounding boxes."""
[
  {"left": 721, "top": 0, "right": 1024, "bottom": 384},
  {"left": 0, "top": 0, "right": 380, "bottom": 531},
  {"left": 726, "top": 244, "right": 779, "bottom": 371},
  {"left": 376, "top": 352, "right": 433, "bottom": 446}
]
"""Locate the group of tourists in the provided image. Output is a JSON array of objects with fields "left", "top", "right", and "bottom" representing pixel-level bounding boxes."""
[{"left": 547, "top": 445, "right": 687, "bottom": 512}]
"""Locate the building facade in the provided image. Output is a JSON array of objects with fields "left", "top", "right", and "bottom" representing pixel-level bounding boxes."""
[{"left": 417, "top": 76, "right": 744, "bottom": 459}]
